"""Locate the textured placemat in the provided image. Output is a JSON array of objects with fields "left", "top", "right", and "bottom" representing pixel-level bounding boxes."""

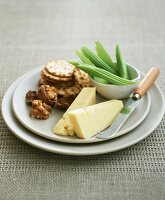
[{"left": 0, "top": 48, "right": 165, "bottom": 200}]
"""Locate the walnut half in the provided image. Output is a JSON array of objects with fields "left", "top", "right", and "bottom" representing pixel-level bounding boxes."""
[
  {"left": 29, "top": 100, "right": 52, "bottom": 120},
  {"left": 38, "top": 85, "right": 57, "bottom": 107},
  {"left": 25, "top": 90, "right": 38, "bottom": 104}
]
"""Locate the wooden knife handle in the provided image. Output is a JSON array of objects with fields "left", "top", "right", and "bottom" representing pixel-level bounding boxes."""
[{"left": 134, "top": 67, "right": 160, "bottom": 98}]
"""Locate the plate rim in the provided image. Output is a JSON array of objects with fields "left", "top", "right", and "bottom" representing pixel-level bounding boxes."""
[
  {"left": 1, "top": 69, "right": 165, "bottom": 155},
  {"left": 11, "top": 67, "right": 151, "bottom": 144}
]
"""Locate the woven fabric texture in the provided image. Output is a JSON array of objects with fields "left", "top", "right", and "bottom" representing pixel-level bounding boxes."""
[{"left": 0, "top": 48, "right": 165, "bottom": 200}]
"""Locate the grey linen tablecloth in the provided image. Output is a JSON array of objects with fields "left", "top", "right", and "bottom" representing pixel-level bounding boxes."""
[{"left": 0, "top": 0, "right": 165, "bottom": 199}]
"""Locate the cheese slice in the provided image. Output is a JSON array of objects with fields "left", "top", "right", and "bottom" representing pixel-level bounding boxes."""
[
  {"left": 68, "top": 100, "right": 123, "bottom": 139},
  {"left": 53, "top": 87, "right": 96, "bottom": 136}
]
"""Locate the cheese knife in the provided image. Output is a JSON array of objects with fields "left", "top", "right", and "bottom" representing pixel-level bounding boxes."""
[{"left": 96, "top": 67, "right": 160, "bottom": 139}]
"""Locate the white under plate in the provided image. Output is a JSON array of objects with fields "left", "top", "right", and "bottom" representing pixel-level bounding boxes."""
[
  {"left": 12, "top": 67, "right": 151, "bottom": 143},
  {"left": 1, "top": 71, "right": 165, "bottom": 155}
]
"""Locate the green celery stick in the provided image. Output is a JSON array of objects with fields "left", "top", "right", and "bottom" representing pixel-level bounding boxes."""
[
  {"left": 95, "top": 41, "right": 117, "bottom": 71},
  {"left": 76, "top": 50, "right": 93, "bottom": 65},
  {"left": 116, "top": 44, "right": 128, "bottom": 79},
  {"left": 77, "top": 64, "right": 136, "bottom": 85},
  {"left": 81, "top": 47, "right": 117, "bottom": 75},
  {"left": 68, "top": 60, "right": 83, "bottom": 67},
  {"left": 94, "top": 77, "right": 109, "bottom": 84}
]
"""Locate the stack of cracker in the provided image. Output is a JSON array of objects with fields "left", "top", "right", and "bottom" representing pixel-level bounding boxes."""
[{"left": 39, "top": 60, "right": 92, "bottom": 109}]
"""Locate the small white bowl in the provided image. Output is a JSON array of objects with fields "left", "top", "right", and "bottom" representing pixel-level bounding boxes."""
[{"left": 90, "top": 63, "right": 141, "bottom": 99}]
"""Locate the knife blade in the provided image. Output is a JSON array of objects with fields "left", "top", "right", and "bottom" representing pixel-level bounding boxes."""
[{"left": 96, "top": 67, "right": 160, "bottom": 139}]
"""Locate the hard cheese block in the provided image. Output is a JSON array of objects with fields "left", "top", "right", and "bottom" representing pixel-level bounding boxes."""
[
  {"left": 53, "top": 87, "right": 96, "bottom": 136},
  {"left": 68, "top": 100, "right": 123, "bottom": 139}
]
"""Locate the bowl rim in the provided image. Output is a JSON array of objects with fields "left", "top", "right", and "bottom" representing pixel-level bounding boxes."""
[{"left": 90, "top": 62, "right": 141, "bottom": 86}]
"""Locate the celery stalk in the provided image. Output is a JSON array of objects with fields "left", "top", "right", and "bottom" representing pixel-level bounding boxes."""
[
  {"left": 116, "top": 44, "right": 128, "bottom": 79},
  {"left": 76, "top": 50, "right": 93, "bottom": 65},
  {"left": 81, "top": 47, "right": 117, "bottom": 75},
  {"left": 77, "top": 64, "right": 136, "bottom": 85},
  {"left": 95, "top": 41, "right": 117, "bottom": 72}
]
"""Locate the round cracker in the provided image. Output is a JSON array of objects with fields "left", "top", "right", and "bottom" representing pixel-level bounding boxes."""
[
  {"left": 73, "top": 68, "right": 92, "bottom": 88},
  {"left": 39, "top": 76, "right": 75, "bottom": 88},
  {"left": 41, "top": 73, "right": 74, "bottom": 84},
  {"left": 45, "top": 60, "right": 74, "bottom": 77},
  {"left": 42, "top": 69, "right": 73, "bottom": 82}
]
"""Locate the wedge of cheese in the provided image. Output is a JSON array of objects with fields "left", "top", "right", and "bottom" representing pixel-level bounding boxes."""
[
  {"left": 68, "top": 100, "right": 123, "bottom": 139},
  {"left": 53, "top": 87, "right": 96, "bottom": 136}
]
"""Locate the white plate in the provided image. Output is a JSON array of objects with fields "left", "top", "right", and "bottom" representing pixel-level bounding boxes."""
[
  {"left": 12, "top": 67, "right": 151, "bottom": 143},
  {"left": 1, "top": 71, "right": 165, "bottom": 155}
]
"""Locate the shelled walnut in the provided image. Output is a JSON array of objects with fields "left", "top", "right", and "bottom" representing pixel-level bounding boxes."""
[
  {"left": 38, "top": 85, "right": 57, "bottom": 106},
  {"left": 29, "top": 100, "right": 52, "bottom": 120},
  {"left": 25, "top": 90, "right": 38, "bottom": 104}
]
